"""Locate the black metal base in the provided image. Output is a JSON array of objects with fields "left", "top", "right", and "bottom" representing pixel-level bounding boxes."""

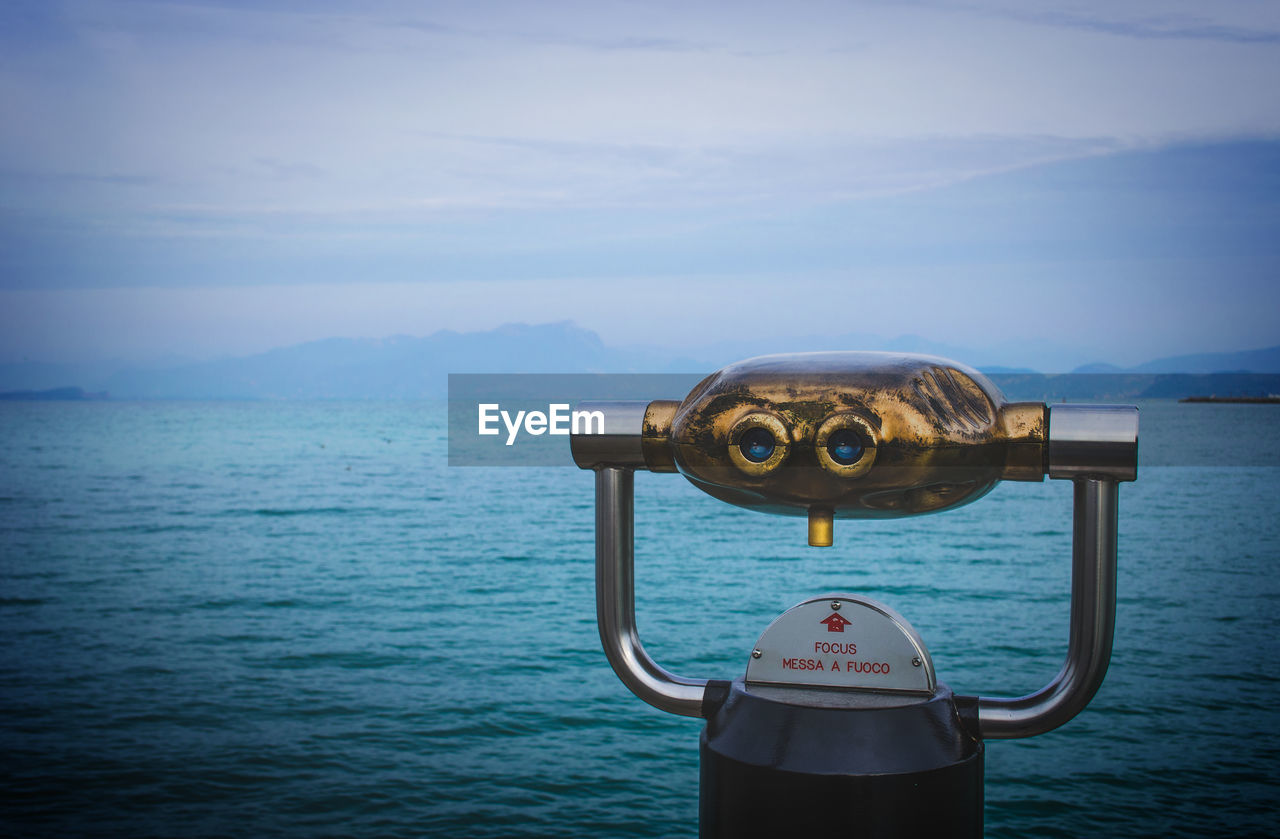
[{"left": 699, "top": 681, "right": 983, "bottom": 839}]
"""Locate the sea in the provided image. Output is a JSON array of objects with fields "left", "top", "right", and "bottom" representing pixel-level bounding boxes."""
[{"left": 1, "top": 399, "right": 1278, "bottom": 838}]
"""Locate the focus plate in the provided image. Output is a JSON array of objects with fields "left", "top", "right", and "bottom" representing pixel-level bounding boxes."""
[{"left": 746, "top": 594, "right": 936, "bottom": 694}]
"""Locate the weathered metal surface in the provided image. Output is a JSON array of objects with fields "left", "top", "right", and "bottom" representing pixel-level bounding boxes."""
[{"left": 650, "top": 352, "right": 1047, "bottom": 520}]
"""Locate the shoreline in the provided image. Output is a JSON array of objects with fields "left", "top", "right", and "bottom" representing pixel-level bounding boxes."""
[{"left": 1178, "top": 396, "right": 1280, "bottom": 404}]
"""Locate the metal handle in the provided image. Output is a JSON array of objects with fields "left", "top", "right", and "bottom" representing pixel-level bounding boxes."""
[
  {"left": 595, "top": 466, "right": 709, "bottom": 717},
  {"left": 597, "top": 469, "right": 1123, "bottom": 731},
  {"left": 976, "top": 478, "right": 1120, "bottom": 738},
  {"left": 973, "top": 404, "right": 1137, "bottom": 738}
]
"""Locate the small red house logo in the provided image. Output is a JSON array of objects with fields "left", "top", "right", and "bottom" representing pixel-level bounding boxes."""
[{"left": 820, "top": 613, "right": 851, "bottom": 633}]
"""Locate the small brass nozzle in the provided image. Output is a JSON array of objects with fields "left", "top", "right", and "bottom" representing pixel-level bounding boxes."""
[{"left": 808, "top": 508, "right": 834, "bottom": 547}]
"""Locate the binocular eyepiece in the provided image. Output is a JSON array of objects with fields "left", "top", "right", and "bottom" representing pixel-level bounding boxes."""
[{"left": 572, "top": 352, "right": 1137, "bottom": 546}]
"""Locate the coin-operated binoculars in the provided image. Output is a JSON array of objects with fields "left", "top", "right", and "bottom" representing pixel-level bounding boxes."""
[{"left": 571, "top": 353, "right": 1138, "bottom": 839}]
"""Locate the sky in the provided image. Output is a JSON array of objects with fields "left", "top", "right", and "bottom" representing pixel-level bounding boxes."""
[{"left": 1, "top": 0, "right": 1278, "bottom": 369}]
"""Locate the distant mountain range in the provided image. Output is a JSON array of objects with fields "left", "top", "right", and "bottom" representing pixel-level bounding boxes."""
[
  {"left": 1, "top": 322, "right": 1277, "bottom": 399},
  {"left": 1071, "top": 345, "right": 1280, "bottom": 375}
]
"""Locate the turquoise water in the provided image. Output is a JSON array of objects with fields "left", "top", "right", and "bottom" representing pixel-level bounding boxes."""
[{"left": 1, "top": 401, "right": 1278, "bottom": 837}]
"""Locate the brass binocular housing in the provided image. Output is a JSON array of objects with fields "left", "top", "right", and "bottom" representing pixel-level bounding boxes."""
[{"left": 572, "top": 352, "right": 1137, "bottom": 546}]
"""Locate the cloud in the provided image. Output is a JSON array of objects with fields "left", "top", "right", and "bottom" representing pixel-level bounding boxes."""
[{"left": 960, "top": 2, "right": 1280, "bottom": 44}]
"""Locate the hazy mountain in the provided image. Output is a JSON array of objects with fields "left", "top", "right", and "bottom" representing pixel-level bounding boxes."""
[
  {"left": 0, "top": 360, "right": 131, "bottom": 393},
  {"left": 1072, "top": 345, "right": 1280, "bottom": 375},
  {"left": 1071, "top": 362, "right": 1125, "bottom": 374},
  {"left": 3, "top": 323, "right": 1278, "bottom": 399},
  {"left": 988, "top": 372, "right": 1280, "bottom": 402},
  {"left": 100, "top": 322, "right": 663, "bottom": 399}
]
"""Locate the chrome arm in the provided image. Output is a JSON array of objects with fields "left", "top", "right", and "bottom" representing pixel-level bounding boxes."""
[
  {"left": 976, "top": 402, "right": 1133, "bottom": 739},
  {"left": 595, "top": 466, "right": 708, "bottom": 718}
]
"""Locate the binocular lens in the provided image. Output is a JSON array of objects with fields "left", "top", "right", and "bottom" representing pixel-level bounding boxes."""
[
  {"left": 827, "top": 429, "right": 864, "bottom": 465},
  {"left": 739, "top": 427, "right": 776, "bottom": 463}
]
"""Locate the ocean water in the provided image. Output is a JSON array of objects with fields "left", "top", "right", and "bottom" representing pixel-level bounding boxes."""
[{"left": 1, "top": 400, "right": 1278, "bottom": 837}]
